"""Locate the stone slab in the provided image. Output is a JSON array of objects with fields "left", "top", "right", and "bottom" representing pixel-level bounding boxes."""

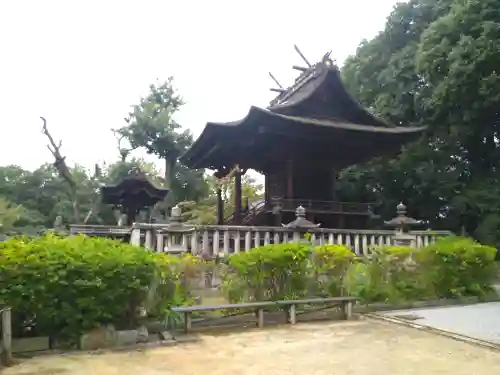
[{"left": 12, "top": 336, "right": 50, "bottom": 353}]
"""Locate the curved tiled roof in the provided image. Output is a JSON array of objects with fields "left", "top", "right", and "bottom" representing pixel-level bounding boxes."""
[{"left": 181, "top": 54, "right": 426, "bottom": 172}]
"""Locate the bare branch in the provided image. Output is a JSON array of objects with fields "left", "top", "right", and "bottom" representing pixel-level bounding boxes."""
[
  {"left": 112, "top": 128, "right": 133, "bottom": 162},
  {"left": 40, "top": 116, "right": 79, "bottom": 221}
]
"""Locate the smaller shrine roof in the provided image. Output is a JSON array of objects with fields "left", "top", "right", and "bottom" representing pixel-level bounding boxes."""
[{"left": 101, "top": 168, "right": 169, "bottom": 208}]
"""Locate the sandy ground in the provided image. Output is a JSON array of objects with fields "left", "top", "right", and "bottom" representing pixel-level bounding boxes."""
[{"left": 4, "top": 319, "right": 500, "bottom": 375}]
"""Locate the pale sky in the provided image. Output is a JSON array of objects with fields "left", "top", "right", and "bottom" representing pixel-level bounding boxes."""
[{"left": 0, "top": 0, "right": 401, "bottom": 173}]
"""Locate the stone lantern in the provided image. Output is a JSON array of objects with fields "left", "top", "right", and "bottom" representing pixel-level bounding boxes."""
[
  {"left": 282, "top": 206, "right": 321, "bottom": 244},
  {"left": 157, "top": 205, "right": 195, "bottom": 254},
  {"left": 282, "top": 206, "right": 321, "bottom": 229},
  {"left": 384, "top": 202, "right": 423, "bottom": 246}
]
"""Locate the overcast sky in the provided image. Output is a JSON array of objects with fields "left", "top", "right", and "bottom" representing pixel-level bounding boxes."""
[{"left": 1, "top": 0, "right": 401, "bottom": 173}]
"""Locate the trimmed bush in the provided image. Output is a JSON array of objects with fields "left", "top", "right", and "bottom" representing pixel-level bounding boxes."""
[
  {"left": 221, "top": 242, "right": 355, "bottom": 302},
  {"left": 221, "top": 236, "right": 498, "bottom": 304},
  {"left": 345, "top": 246, "right": 428, "bottom": 303},
  {"left": 417, "top": 236, "right": 497, "bottom": 298},
  {"left": 311, "top": 244, "right": 355, "bottom": 297},
  {"left": 0, "top": 233, "right": 192, "bottom": 342},
  {"left": 223, "top": 243, "right": 311, "bottom": 301}
]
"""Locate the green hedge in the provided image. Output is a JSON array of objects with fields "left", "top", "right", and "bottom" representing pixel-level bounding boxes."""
[
  {"left": 221, "top": 243, "right": 355, "bottom": 302},
  {"left": 221, "top": 236, "right": 497, "bottom": 304},
  {"left": 0, "top": 233, "right": 197, "bottom": 342},
  {"left": 0, "top": 233, "right": 495, "bottom": 342}
]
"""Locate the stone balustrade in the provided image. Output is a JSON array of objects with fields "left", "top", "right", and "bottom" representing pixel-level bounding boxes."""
[{"left": 129, "top": 223, "right": 451, "bottom": 257}]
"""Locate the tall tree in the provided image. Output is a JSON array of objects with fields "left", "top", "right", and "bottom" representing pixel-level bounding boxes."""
[
  {"left": 338, "top": 0, "right": 500, "bottom": 245},
  {"left": 116, "top": 78, "right": 209, "bottom": 208},
  {"left": 117, "top": 79, "right": 191, "bottom": 187}
]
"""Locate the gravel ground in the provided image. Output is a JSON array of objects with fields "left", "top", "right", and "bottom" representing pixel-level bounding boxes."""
[
  {"left": 4, "top": 319, "right": 500, "bottom": 375},
  {"left": 382, "top": 302, "right": 500, "bottom": 344}
]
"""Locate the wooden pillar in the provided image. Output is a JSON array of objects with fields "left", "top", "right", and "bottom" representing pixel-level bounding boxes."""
[
  {"left": 216, "top": 187, "right": 224, "bottom": 225},
  {"left": 234, "top": 171, "right": 242, "bottom": 224},
  {"left": 286, "top": 160, "right": 293, "bottom": 198},
  {"left": 338, "top": 215, "right": 346, "bottom": 229}
]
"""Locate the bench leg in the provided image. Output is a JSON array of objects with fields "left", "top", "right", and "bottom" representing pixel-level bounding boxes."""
[
  {"left": 256, "top": 308, "right": 264, "bottom": 328},
  {"left": 342, "top": 301, "right": 352, "bottom": 320},
  {"left": 184, "top": 312, "right": 192, "bottom": 333},
  {"left": 287, "top": 304, "right": 297, "bottom": 325}
]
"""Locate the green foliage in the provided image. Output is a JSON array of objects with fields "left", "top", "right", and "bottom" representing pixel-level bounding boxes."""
[
  {"left": 417, "top": 236, "right": 497, "bottom": 298},
  {"left": 310, "top": 245, "right": 355, "bottom": 297},
  {"left": 345, "top": 246, "right": 427, "bottom": 303},
  {"left": 222, "top": 237, "right": 497, "bottom": 305},
  {"left": 0, "top": 198, "right": 24, "bottom": 236},
  {"left": 0, "top": 234, "right": 193, "bottom": 341},
  {"left": 115, "top": 78, "right": 209, "bottom": 204},
  {"left": 338, "top": 0, "right": 500, "bottom": 245},
  {"left": 224, "top": 243, "right": 312, "bottom": 301},
  {"left": 222, "top": 242, "right": 355, "bottom": 302}
]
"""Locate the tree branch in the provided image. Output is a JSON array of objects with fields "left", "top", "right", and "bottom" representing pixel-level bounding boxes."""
[{"left": 40, "top": 116, "right": 79, "bottom": 221}]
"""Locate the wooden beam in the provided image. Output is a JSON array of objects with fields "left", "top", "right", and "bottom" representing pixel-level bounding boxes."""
[
  {"left": 294, "top": 45, "right": 311, "bottom": 67},
  {"left": 292, "top": 65, "right": 308, "bottom": 72},
  {"left": 268, "top": 72, "right": 284, "bottom": 89}
]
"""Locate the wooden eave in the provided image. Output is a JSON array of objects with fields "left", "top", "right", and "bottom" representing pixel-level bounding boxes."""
[
  {"left": 181, "top": 106, "right": 425, "bottom": 171},
  {"left": 101, "top": 170, "right": 169, "bottom": 206}
]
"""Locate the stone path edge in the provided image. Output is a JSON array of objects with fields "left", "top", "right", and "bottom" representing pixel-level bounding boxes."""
[
  {"left": 353, "top": 294, "right": 499, "bottom": 314},
  {"left": 363, "top": 313, "right": 500, "bottom": 352}
]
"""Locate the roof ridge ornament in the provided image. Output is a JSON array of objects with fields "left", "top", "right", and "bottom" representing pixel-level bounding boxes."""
[{"left": 268, "top": 47, "right": 338, "bottom": 108}]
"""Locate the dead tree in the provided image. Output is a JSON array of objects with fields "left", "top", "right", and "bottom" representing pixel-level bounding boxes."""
[
  {"left": 40, "top": 116, "right": 79, "bottom": 223},
  {"left": 113, "top": 124, "right": 134, "bottom": 162}
]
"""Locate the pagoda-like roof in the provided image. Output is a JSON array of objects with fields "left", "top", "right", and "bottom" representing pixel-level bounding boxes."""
[
  {"left": 181, "top": 54, "right": 425, "bottom": 173},
  {"left": 101, "top": 168, "right": 169, "bottom": 208}
]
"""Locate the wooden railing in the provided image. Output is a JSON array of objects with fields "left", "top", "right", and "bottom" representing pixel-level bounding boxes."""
[
  {"left": 130, "top": 224, "right": 452, "bottom": 257},
  {"left": 223, "top": 198, "right": 373, "bottom": 225},
  {"left": 276, "top": 199, "right": 372, "bottom": 214}
]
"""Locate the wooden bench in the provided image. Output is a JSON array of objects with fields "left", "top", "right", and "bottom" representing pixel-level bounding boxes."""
[
  {"left": 172, "top": 301, "right": 277, "bottom": 333},
  {"left": 276, "top": 296, "right": 359, "bottom": 324}
]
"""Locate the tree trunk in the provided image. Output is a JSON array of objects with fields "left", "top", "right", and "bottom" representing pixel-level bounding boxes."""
[{"left": 164, "top": 157, "right": 176, "bottom": 189}]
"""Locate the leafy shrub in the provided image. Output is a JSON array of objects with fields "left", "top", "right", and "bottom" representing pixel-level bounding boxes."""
[
  {"left": 222, "top": 236, "right": 497, "bottom": 305},
  {"left": 345, "top": 246, "right": 428, "bottom": 303},
  {"left": 0, "top": 233, "right": 193, "bottom": 341},
  {"left": 146, "top": 253, "right": 203, "bottom": 322},
  {"left": 310, "top": 244, "right": 355, "bottom": 297},
  {"left": 224, "top": 243, "right": 311, "bottom": 302},
  {"left": 222, "top": 242, "right": 355, "bottom": 302},
  {"left": 417, "top": 236, "right": 497, "bottom": 298}
]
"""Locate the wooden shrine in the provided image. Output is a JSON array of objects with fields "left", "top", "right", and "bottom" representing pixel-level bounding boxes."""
[{"left": 181, "top": 47, "right": 426, "bottom": 228}]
